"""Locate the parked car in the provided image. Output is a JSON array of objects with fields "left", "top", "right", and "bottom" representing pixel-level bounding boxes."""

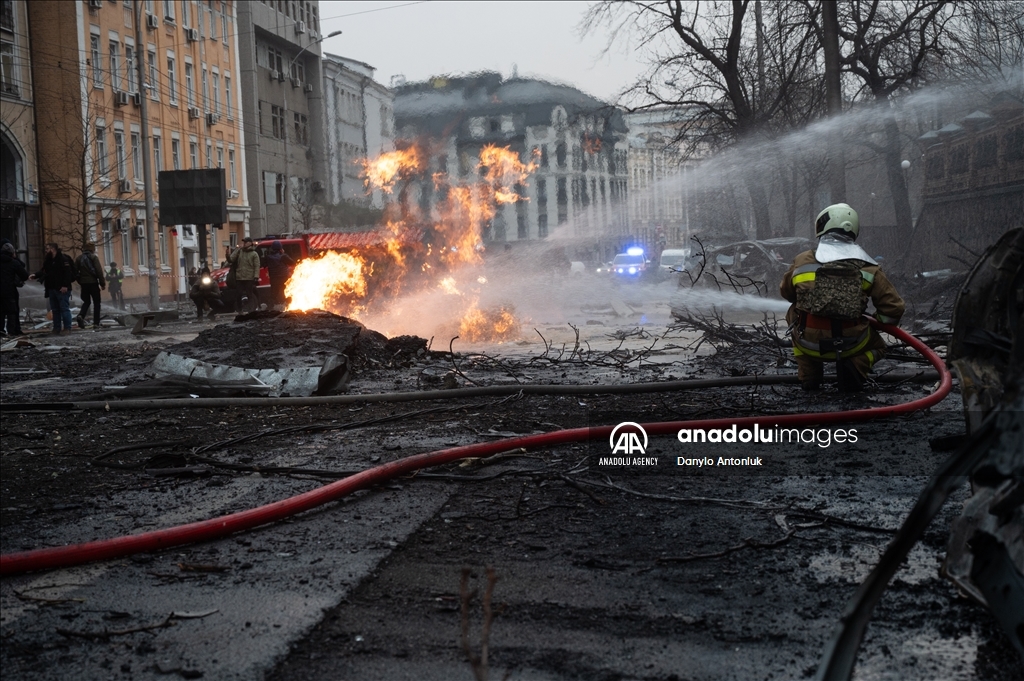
[{"left": 658, "top": 248, "right": 691, "bottom": 273}]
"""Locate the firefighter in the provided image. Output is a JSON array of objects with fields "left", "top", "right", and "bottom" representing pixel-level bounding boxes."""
[{"left": 780, "top": 203, "right": 905, "bottom": 392}]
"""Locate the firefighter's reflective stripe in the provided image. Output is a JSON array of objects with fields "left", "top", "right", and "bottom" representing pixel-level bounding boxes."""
[
  {"left": 875, "top": 312, "right": 896, "bottom": 324},
  {"left": 864, "top": 350, "right": 878, "bottom": 367},
  {"left": 791, "top": 264, "right": 819, "bottom": 285},
  {"left": 791, "top": 265, "right": 873, "bottom": 291},
  {"left": 793, "top": 328, "right": 872, "bottom": 359}
]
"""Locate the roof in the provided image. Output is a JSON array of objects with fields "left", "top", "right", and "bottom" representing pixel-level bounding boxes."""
[
  {"left": 394, "top": 73, "right": 627, "bottom": 138},
  {"left": 306, "top": 228, "right": 424, "bottom": 251}
]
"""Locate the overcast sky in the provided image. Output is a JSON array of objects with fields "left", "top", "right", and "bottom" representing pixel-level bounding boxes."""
[{"left": 317, "top": 1, "right": 647, "bottom": 102}]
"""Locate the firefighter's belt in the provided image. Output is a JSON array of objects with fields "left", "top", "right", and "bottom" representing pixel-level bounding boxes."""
[{"left": 794, "top": 327, "right": 871, "bottom": 359}]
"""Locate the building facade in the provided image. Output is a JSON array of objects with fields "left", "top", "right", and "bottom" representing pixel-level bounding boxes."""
[
  {"left": 29, "top": 0, "right": 249, "bottom": 300},
  {"left": 322, "top": 53, "right": 394, "bottom": 210},
  {"left": 624, "top": 109, "right": 702, "bottom": 254},
  {"left": 394, "top": 74, "right": 629, "bottom": 260},
  {"left": 236, "top": 0, "right": 326, "bottom": 237},
  {"left": 1, "top": 0, "right": 42, "bottom": 271}
]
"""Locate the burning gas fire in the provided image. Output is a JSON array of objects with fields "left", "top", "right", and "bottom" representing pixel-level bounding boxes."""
[
  {"left": 285, "top": 143, "right": 536, "bottom": 341},
  {"left": 459, "top": 303, "right": 520, "bottom": 343},
  {"left": 286, "top": 251, "right": 367, "bottom": 315},
  {"left": 360, "top": 147, "right": 424, "bottom": 194}
]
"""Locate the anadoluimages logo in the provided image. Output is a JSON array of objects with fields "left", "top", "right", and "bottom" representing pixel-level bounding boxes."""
[{"left": 610, "top": 422, "right": 648, "bottom": 455}]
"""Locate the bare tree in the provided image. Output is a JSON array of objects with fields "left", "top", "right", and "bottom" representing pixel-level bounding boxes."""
[
  {"left": 584, "top": 0, "right": 821, "bottom": 239},
  {"left": 827, "top": 0, "right": 959, "bottom": 240},
  {"left": 35, "top": 89, "right": 140, "bottom": 258}
]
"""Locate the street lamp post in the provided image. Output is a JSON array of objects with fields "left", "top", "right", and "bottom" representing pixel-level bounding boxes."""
[{"left": 282, "top": 30, "right": 341, "bottom": 234}]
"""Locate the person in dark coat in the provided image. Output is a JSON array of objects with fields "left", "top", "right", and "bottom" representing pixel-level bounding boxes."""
[
  {"left": 30, "top": 242, "right": 77, "bottom": 334},
  {"left": 265, "top": 240, "right": 295, "bottom": 310},
  {"left": 75, "top": 242, "right": 106, "bottom": 329},
  {"left": 1, "top": 242, "right": 29, "bottom": 336},
  {"left": 189, "top": 266, "right": 230, "bottom": 320}
]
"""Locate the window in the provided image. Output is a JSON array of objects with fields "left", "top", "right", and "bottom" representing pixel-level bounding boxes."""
[
  {"left": 224, "top": 75, "right": 232, "bottom": 118},
  {"left": 265, "top": 46, "right": 283, "bottom": 74},
  {"left": 207, "top": 0, "right": 216, "bottom": 39},
  {"left": 264, "top": 171, "right": 284, "bottom": 204},
  {"left": 228, "top": 148, "right": 236, "bottom": 189},
  {"left": 125, "top": 43, "right": 136, "bottom": 93},
  {"left": 166, "top": 54, "right": 177, "bottom": 103},
  {"left": 96, "top": 125, "right": 108, "bottom": 176},
  {"left": 216, "top": 145, "right": 224, "bottom": 171},
  {"left": 201, "top": 66, "right": 208, "bottom": 111},
  {"left": 0, "top": 39, "right": 15, "bottom": 95},
  {"left": 90, "top": 31, "right": 103, "bottom": 88},
  {"left": 152, "top": 134, "right": 162, "bottom": 174},
  {"left": 131, "top": 132, "right": 141, "bottom": 180},
  {"left": 212, "top": 71, "right": 220, "bottom": 114},
  {"left": 189, "top": 140, "right": 198, "bottom": 168},
  {"left": 184, "top": 61, "right": 194, "bottom": 107},
  {"left": 171, "top": 138, "right": 181, "bottom": 169},
  {"left": 159, "top": 226, "right": 169, "bottom": 267},
  {"left": 181, "top": 0, "right": 189, "bottom": 26},
  {"left": 137, "top": 220, "right": 148, "bottom": 269},
  {"left": 258, "top": 100, "right": 263, "bottom": 135},
  {"left": 109, "top": 39, "right": 120, "bottom": 91},
  {"left": 290, "top": 60, "right": 304, "bottom": 84},
  {"left": 221, "top": 1, "right": 228, "bottom": 41},
  {"left": 114, "top": 130, "right": 126, "bottom": 180},
  {"left": 271, "top": 105, "right": 284, "bottom": 139},
  {"left": 205, "top": 139, "right": 213, "bottom": 168},
  {"left": 163, "top": 0, "right": 174, "bottom": 20},
  {"left": 121, "top": 222, "right": 132, "bottom": 270},
  {"left": 293, "top": 113, "right": 308, "bottom": 145},
  {"left": 147, "top": 48, "right": 158, "bottom": 99},
  {"left": 102, "top": 218, "right": 115, "bottom": 263},
  {"left": 0, "top": 0, "right": 13, "bottom": 31}
]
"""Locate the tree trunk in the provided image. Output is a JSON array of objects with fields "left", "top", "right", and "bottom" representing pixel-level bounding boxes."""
[
  {"left": 745, "top": 173, "right": 773, "bottom": 240},
  {"left": 880, "top": 106, "right": 914, "bottom": 245},
  {"left": 822, "top": 0, "right": 846, "bottom": 204}
]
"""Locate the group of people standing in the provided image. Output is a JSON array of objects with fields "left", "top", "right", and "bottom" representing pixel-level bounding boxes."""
[
  {"left": 0, "top": 239, "right": 124, "bottom": 336},
  {"left": 188, "top": 238, "right": 294, "bottom": 320}
]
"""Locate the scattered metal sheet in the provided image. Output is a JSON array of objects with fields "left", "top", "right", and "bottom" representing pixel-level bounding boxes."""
[{"left": 150, "top": 352, "right": 349, "bottom": 397}]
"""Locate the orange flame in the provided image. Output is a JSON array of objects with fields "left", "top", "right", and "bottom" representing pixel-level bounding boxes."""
[
  {"left": 361, "top": 147, "right": 424, "bottom": 194},
  {"left": 479, "top": 144, "right": 538, "bottom": 204},
  {"left": 459, "top": 303, "right": 520, "bottom": 343},
  {"left": 286, "top": 251, "right": 367, "bottom": 315}
]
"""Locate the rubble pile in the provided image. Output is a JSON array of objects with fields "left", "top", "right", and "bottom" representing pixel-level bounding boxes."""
[{"left": 163, "top": 311, "right": 429, "bottom": 371}]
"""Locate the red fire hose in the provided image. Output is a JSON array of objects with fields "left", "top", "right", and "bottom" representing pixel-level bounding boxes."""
[{"left": 0, "top": 321, "right": 951, "bottom": 577}]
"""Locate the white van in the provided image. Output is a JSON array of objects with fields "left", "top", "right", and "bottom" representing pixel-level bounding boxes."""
[{"left": 658, "top": 248, "right": 691, "bottom": 273}]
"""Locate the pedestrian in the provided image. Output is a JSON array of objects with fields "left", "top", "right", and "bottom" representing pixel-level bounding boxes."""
[
  {"left": 30, "top": 242, "right": 78, "bottom": 335},
  {"left": 187, "top": 266, "right": 198, "bottom": 289},
  {"left": 265, "top": 240, "right": 294, "bottom": 310},
  {"left": 75, "top": 242, "right": 106, "bottom": 329},
  {"left": 1, "top": 241, "right": 29, "bottom": 336},
  {"left": 780, "top": 203, "right": 905, "bottom": 392},
  {"left": 189, "top": 266, "right": 229, "bottom": 320},
  {"left": 107, "top": 261, "right": 124, "bottom": 309},
  {"left": 229, "top": 237, "right": 261, "bottom": 313}
]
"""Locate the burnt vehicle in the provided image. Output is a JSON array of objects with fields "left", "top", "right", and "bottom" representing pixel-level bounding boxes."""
[{"left": 692, "top": 237, "right": 815, "bottom": 291}]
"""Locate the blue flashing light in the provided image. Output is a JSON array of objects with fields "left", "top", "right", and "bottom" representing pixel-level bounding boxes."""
[{"left": 626, "top": 247, "right": 645, "bottom": 256}]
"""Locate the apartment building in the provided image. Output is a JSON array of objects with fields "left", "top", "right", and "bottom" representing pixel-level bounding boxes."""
[
  {"left": 236, "top": 0, "right": 326, "bottom": 237},
  {"left": 1, "top": 0, "right": 41, "bottom": 270},
  {"left": 322, "top": 53, "right": 394, "bottom": 210},
  {"left": 29, "top": 0, "right": 249, "bottom": 301}
]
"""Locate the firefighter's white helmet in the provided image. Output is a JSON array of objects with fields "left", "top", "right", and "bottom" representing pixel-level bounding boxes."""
[{"left": 814, "top": 203, "right": 860, "bottom": 239}]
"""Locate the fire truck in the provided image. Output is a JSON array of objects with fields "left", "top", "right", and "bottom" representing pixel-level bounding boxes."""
[{"left": 208, "top": 229, "right": 425, "bottom": 306}]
